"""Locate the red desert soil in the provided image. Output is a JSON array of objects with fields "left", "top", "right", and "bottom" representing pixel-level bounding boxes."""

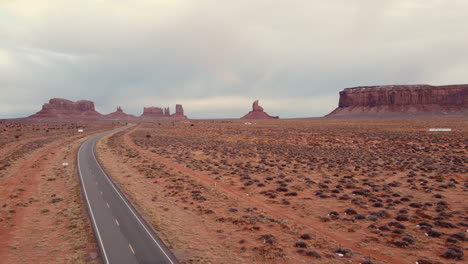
[
  {"left": 96, "top": 119, "right": 467, "bottom": 264},
  {"left": 0, "top": 121, "right": 120, "bottom": 263}
]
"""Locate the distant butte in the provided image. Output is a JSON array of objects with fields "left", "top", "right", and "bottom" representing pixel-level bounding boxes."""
[
  {"left": 241, "top": 100, "right": 279, "bottom": 119},
  {"left": 28, "top": 99, "right": 189, "bottom": 120},
  {"left": 171, "top": 104, "right": 187, "bottom": 119},
  {"left": 140, "top": 104, "right": 188, "bottom": 120},
  {"left": 105, "top": 106, "right": 136, "bottom": 120},
  {"left": 141, "top": 107, "right": 168, "bottom": 118},
  {"left": 29, "top": 98, "right": 102, "bottom": 119},
  {"left": 327, "top": 84, "right": 468, "bottom": 118}
]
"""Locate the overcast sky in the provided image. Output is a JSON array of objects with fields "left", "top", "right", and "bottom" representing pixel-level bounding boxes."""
[{"left": 1, "top": 0, "right": 467, "bottom": 119}]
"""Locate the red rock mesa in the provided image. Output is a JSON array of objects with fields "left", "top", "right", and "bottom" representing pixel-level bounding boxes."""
[
  {"left": 327, "top": 84, "right": 468, "bottom": 118},
  {"left": 140, "top": 104, "right": 188, "bottom": 119},
  {"left": 29, "top": 98, "right": 102, "bottom": 118},
  {"left": 141, "top": 107, "right": 166, "bottom": 118},
  {"left": 241, "top": 100, "right": 279, "bottom": 119}
]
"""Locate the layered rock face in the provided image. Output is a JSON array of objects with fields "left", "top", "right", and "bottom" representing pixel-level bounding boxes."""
[
  {"left": 241, "top": 100, "right": 279, "bottom": 119},
  {"left": 327, "top": 85, "right": 468, "bottom": 118},
  {"left": 105, "top": 106, "right": 136, "bottom": 119},
  {"left": 141, "top": 104, "right": 187, "bottom": 119},
  {"left": 29, "top": 98, "right": 102, "bottom": 118}
]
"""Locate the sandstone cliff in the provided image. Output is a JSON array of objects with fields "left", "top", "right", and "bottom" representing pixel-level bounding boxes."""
[
  {"left": 29, "top": 98, "right": 102, "bottom": 118},
  {"left": 327, "top": 85, "right": 468, "bottom": 118},
  {"left": 241, "top": 100, "right": 279, "bottom": 119}
]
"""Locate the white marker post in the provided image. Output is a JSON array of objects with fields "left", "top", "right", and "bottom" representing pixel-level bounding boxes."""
[{"left": 78, "top": 129, "right": 84, "bottom": 133}]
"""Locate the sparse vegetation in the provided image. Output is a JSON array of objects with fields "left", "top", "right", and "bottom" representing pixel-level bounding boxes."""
[{"left": 96, "top": 119, "right": 467, "bottom": 263}]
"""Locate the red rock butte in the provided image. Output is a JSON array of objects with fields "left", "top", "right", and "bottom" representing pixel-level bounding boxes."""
[
  {"left": 105, "top": 106, "right": 136, "bottom": 120},
  {"left": 28, "top": 99, "right": 189, "bottom": 120},
  {"left": 241, "top": 100, "right": 279, "bottom": 119},
  {"left": 327, "top": 84, "right": 468, "bottom": 118},
  {"left": 140, "top": 104, "right": 187, "bottom": 120},
  {"left": 172, "top": 104, "right": 188, "bottom": 119},
  {"left": 29, "top": 98, "right": 102, "bottom": 118}
]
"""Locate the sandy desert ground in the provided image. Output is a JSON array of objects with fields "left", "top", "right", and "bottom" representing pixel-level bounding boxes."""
[
  {"left": 0, "top": 119, "right": 465, "bottom": 264},
  {"left": 93, "top": 119, "right": 467, "bottom": 264},
  {"left": 0, "top": 121, "right": 121, "bottom": 263}
]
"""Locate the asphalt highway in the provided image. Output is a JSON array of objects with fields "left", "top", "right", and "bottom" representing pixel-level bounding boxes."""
[{"left": 77, "top": 129, "right": 179, "bottom": 264}]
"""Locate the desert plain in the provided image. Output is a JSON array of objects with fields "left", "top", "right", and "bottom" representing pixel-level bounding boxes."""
[{"left": 0, "top": 119, "right": 466, "bottom": 264}]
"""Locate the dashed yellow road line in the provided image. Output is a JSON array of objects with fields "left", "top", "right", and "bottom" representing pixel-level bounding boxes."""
[{"left": 129, "top": 244, "right": 135, "bottom": 255}]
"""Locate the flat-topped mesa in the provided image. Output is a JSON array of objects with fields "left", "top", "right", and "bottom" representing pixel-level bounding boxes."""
[
  {"left": 105, "top": 106, "right": 136, "bottom": 119},
  {"left": 241, "top": 100, "right": 279, "bottom": 119},
  {"left": 327, "top": 84, "right": 468, "bottom": 118},
  {"left": 140, "top": 104, "right": 188, "bottom": 119},
  {"left": 171, "top": 104, "right": 187, "bottom": 119},
  {"left": 141, "top": 107, "right": 165, "bottom": 118},
  {"left": 29, "top": 98, "right": 102, "bottom": 118}
]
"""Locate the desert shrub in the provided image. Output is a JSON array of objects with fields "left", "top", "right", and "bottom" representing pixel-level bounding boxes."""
[
  {"left": 441, "top": 247, "right": 464, "bottom": 260},
  {"left": 294, "top": 241, "right": 307, "bottom": 248}
]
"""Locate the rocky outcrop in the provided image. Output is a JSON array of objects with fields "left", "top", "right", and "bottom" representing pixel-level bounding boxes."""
[
  {"left": 29, "top": 98, "right": 102, "bottom": 118},
  {"left": 327, "top": 85, "right": 468, "bottom": 118},
  {"left": 28, "top": 99, "right": 190, "bottom": 120},
  {"left": 241, "top": 100, "right": 279, "bottom": 119},
  {"left": 164, "top": 107, "right": 170, "bottom": 116},
  {"left": 105, "top": 106, "right": 136, "bottom": 120},
  {"left": 171, "top": 104, "right": 187, "bottom": 119},
  {"left": 141, "top": 107, "right": 166, "bottom": 118},
  {"left": 141, "top": 104, "right": 187, "bottom": 119}
]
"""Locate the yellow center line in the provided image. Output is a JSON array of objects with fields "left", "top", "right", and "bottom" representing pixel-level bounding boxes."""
[
  {"left": 115, "top": 219, "right": 120, "bottom": 226},
  {"left": 106, "top": 202, "right": 110, "bottom": 208},
  {"left": 129, "top": 244, "right": 135, "bottom": 255}
]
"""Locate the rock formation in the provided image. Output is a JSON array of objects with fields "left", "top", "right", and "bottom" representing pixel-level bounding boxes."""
[
  {"left": 327, "top": 84, "right": 468, "bottom": 118},
  {"left": 28, "top": 98, "right": 190, "bottom": 120},
  {"left": 105, "top": 106, "right": 136, "bottom": 120},
  {"left": 171, "top": 104, "right": 187, "bottom": 119},
  {"left": 241, "top": 100, "right": 279, "bottom": 119},
  {"left": 141, "top": 104, "right": 187, "bottom": 119},
  {"left": 29, "top": 98, "right": 102, "bottom": 118},
  {"left": 141, "top": 107, "right": 165, "bottom": 118},
  {"left": 164, "top": 107, "right": 170, "bottom": 116}
]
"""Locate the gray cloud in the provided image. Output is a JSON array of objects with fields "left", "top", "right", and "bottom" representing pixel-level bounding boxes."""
[{"left": 1, "top": 0, "right": 467, "bottom": 118}]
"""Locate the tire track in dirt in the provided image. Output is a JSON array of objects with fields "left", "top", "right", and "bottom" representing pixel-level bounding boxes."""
[
  {"left": 0, "top": 133, "right": 61, "bottom": 153},
  {"left": 0, "top": 137, "right": 47, "bottom": 158},
  {"left": 119, "top": 124, "right": 401, "bottom": 264},
  {"left": 0, "top": 133, "right": 97, "bottom": 261},
  {"left": 0, "top": 137, "right": 58, "bottom": 175}
]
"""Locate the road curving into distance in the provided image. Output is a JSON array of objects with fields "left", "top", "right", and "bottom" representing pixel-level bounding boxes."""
[{"left": 77, "top": 128, "right": 179, "bottom": 264}]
